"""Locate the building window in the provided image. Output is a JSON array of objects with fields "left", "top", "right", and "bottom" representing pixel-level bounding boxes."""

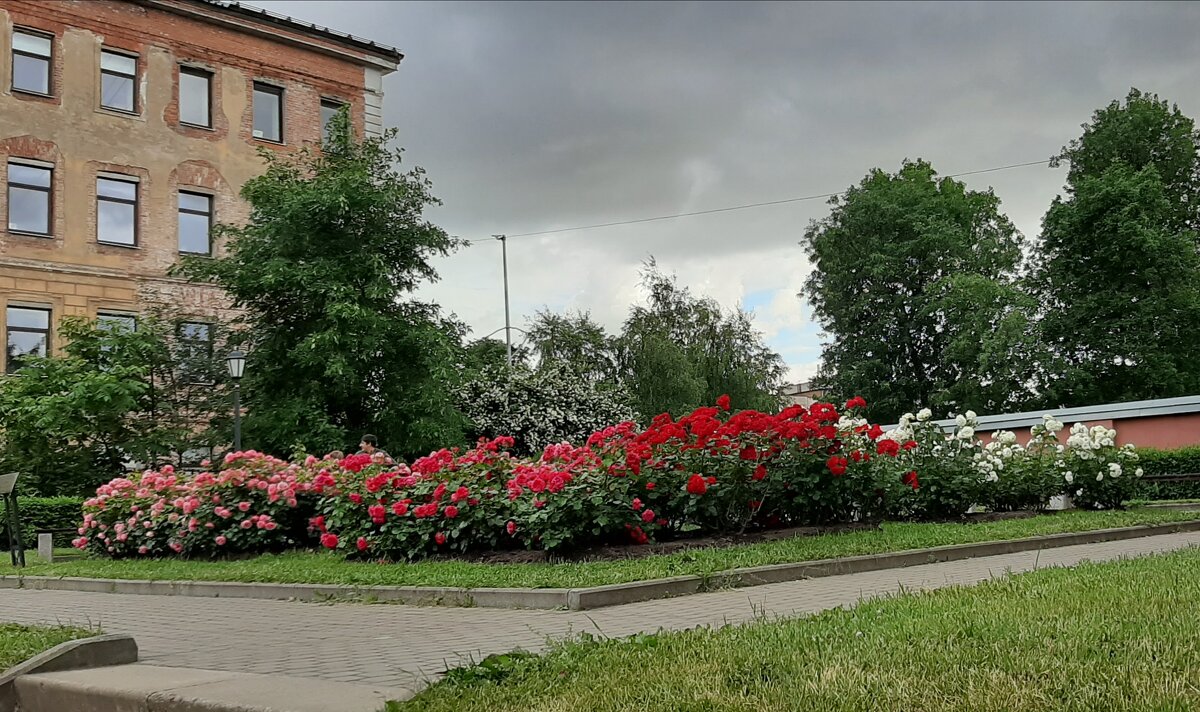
[
  {"left": 178, "top": 191, "right": 212, "bottom": 255},
  {"left": 12, "top": 29, "right": 52, "bottom": 95},
  {"left": 179, "top": 66, "right": 212, "bottom": 127},
  {"left": 7, "top": 161, "right": 52, "bottom": 236},
  {"left": 100, "top": 49, "right": 137, "bottom": 112},
  {"left": 178, "top": 321, "right": 212, "bottom": 383},
  {"left": 253, "top": 82, "right": 283, "bottom": 142},
  {"left": 96, "top": 175, "right": 138, "bottom": 246},
  {"left": 97, "top": 312, "right": 137, "bottom": 333},
  {"left": 320, "top": 99, "right": 345, "bottom": 141},
  {"left": 6, "top": 306, "right": 50, "bottom": 373}
]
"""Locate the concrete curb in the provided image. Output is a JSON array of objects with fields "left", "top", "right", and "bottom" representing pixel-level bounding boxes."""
[
  {"left": 0, "top": 634, "right": 137, "bottom": 712},
  {"left": 12, "top": 664, "right": 412, "bottom": 712},
  {"left": 4, "top": 519, "right": 1199, "bottom": 612}
]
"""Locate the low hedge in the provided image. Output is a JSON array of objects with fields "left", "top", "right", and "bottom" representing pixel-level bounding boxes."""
[
  {"left": 1134, "top": 446, "right": 1200, "bottom": 500},
  {"left": 0, "top": 496, "right": 85, "bottom": 549}
]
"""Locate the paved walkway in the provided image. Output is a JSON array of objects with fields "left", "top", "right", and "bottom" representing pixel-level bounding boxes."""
[{"left": 2, "top": 532, "right": 1198, "bottom": 693}]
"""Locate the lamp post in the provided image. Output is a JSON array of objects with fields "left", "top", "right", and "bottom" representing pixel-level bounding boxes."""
[
  {"left": 493, "top": 234, "right": 512, "bottom": 367},
  {"left": 0, "top": 472, "right": 24, "bottom": 568},
  {"left": 226, "top": 350, "right": 246, "bottom": 452}
]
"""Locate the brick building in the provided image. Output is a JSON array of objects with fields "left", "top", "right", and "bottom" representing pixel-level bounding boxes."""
[{"left": 0, "top": 0, "right": 401, "bottom": 372}]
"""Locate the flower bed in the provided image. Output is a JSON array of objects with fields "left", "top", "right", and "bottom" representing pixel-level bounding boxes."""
[{"left": 75, "top": 397, "right": 1145, "bottom": 562}]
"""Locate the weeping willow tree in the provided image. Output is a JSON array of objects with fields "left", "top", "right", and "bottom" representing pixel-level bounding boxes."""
[{"left": 616, "top": 262, "right": 786, "bottom": 419}]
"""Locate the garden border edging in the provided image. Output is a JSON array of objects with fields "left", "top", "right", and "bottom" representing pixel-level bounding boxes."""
[
  {"left": 4, "top": 520, "right": 1199, "bottom": 612},
  {"left": 0, "top": 634, "right": 138, "bottom": 712}
]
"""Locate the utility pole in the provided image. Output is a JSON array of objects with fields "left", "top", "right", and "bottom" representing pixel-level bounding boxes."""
[{"left": 493, "top": 234, "right": 512, "bottom": 366}]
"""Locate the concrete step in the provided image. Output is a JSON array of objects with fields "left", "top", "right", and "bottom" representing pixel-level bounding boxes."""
[{"left": 15, "top": 664, "right": 412, "bottom": 712}]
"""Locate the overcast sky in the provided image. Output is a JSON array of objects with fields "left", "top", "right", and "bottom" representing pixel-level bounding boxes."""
[{"left": 262, "top": 0, "right": 1200, "bottom": 383}]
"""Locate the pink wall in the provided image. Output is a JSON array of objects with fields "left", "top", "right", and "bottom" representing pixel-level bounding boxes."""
[{"left": 976, "top": 413, "right": 1200, "bottom": 450}]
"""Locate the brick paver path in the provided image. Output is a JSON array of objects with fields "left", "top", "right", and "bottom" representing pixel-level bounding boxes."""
[{"left": 2, "top": 532, "right": 1197, "bottom": 691}]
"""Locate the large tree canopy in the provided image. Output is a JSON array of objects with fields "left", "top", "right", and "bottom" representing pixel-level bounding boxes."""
[
  {"left": 1053, "top": 88, "right": 1200, "bottom": 237},
  {"left": 1033, "top": 164, "right": 1200, "bottom": 406},
  {"left": 177, "top": 113, "right": 467, "bottom": 458},
  {"left": 802, "top": 159, "right": 1037, "bottom": 423}
]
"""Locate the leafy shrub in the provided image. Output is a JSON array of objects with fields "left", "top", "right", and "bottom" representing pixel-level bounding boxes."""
[
  {"left": 1134, "top": 446, "right": 1200, "bottom": 500},
  {"left": 0, "top": 496, "right": 85, "bottom": 548}
]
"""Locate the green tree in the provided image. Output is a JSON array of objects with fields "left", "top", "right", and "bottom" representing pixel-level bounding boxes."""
[
  {"left": 524, "top": 309, "right": 616, "bottom": 384},
  {"left": 802, "top": 159, "right": 1037, "bottom": 423},
  {"left": 617, "top": 263, "right": 785, "bottom": 418},
  {"left": 1031, "top": 89, "right": 1200, "bottom": 407},
  {"left": 0, "top": 316, "right": 231, "bottom": 496},
  {"left": 1052, "top": 88, "right": 1200, "bottom": 236},
  {"left": 462, "top": 337, "right": 529, "bottom": 375},
  {"left": 176, "top": 111, "right": 467, "bottom": 458},
  {"left": 1033, "top": 163, "right": 1200, "bottom": 405}
]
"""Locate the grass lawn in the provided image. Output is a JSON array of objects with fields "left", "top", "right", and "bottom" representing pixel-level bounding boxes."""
[
  {"left": 0, "top": 508, "right": 1194, "bottom": 591},
  {"left": 0, "top": 624, "right": 96, "bottom": 671},
  {"left": 396, "top": 546, "right": 1200, "bottom": 712}
]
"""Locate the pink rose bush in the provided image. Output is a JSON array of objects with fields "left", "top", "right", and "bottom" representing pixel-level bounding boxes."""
[{"left": 74, "top": 451, "right": 319, "bottom": 558}]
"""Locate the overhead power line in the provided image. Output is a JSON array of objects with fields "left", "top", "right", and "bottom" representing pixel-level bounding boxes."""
[{"left": 465, "top": 158, "right": 1053, "bottom": 244}]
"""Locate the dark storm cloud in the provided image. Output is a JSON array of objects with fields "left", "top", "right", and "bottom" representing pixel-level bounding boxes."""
[
  {"left": 261, "top": 1, "right": 1200, "bottom": 241},
  {"left": 255, "top": 1, "right": 1200, "bottom": 376}
]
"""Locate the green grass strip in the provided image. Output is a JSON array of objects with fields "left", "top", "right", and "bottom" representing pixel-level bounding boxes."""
[
  {"left": 1, "top": 509, "right": 1195, "bottom": 590},
  {"left": 399, "top": 546, "right": 1200, "bottom": 711},
  {"left": 0, "top": 623, "right": 96, "bottom": 671}
]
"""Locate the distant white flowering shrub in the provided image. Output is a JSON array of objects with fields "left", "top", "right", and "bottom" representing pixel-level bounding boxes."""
[{"left": 455, "top": 365, "right": 638, "bottom": 455}]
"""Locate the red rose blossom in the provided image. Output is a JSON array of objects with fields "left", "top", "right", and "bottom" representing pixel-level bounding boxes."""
[
  {"left": 687, "top": 474, "right": 707, "bottom": 495},
  {"left": 641, "top": 509, "right": 655, "bottom": 523},
  {"left": 506, "top": 520, "right": 517, "bottom": 536},
  {"left": 348, "top": 493, "right": 363, "bottom": 505},
  {"left": 435, "top": 532, "right": 447, "bottom": 545},
  {"left": 876, "top": 439, "right": 900, "bottom": 457},
  {"left": 356, "top": 537, "right": 369, "bottom": 552},
  {"left": 716, "top": 394, "right": 731, "bottom": 411},
  {"left": 826, "top": 456, "right": 848, "bottom": 476},
  {"left": 903, "top": 471, "right": 920, "bottom": 490},
  {"left": 444, "top": 505, "right": 459, "bottom": 519},
  {"left": 632, "top": 498, "right": 643, "bottom": 511},
  {"left": 753, "top": 465, "right": 767, "bottom": 481},
  {"left": 391, "top": 502, "right": 408, "bottom": 517},
  {"left": 320, "top": 533, "right": 339, "bottom": 549},
  {"left": 368, "top": 504, "right": 386, "bottom": 524}
]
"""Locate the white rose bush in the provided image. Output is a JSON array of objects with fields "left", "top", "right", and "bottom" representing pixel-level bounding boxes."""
[{"left": 1062, "top": 422, "right": 1142, "bottom": 509}]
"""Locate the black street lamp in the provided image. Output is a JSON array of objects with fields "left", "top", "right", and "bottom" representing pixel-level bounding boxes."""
[{"left": 226, "top": 350, "right": 246, "bottom": 452}]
